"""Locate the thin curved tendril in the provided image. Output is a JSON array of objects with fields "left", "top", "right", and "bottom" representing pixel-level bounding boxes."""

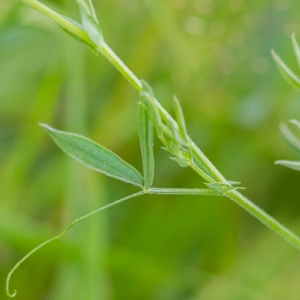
[{"left": 6, "top": 191, "right": 144, "bottom": 298}]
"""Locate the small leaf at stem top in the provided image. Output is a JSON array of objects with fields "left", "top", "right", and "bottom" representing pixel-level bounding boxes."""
[
  {"left": 271, "top": 49, "right": 300, "bottom": 90},
  {"left": 40, "top": 124, "right": 144, "bottom": 187},
  {"left": 76, "top": 0, "right": 102, "bottom": 46}
]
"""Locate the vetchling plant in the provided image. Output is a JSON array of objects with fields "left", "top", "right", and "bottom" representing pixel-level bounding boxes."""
[
  {"left": 6, "top": 0, "right": 300, "bottom": 297},
  {"left": 272, "top": 35, "right": 300, "bottom": 171}
]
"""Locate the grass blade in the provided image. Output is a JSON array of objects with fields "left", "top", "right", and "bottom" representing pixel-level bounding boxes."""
[
  {"left": 40, "top": 124, "right": 144, "bottom": 187},
  {"left": 271, "top": 49, "right": 300, "bottom": 90}
]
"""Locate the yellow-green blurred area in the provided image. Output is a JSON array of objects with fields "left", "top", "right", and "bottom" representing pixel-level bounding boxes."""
[{"left": 1, "top": 0, "right": 300, "bottom": 299}]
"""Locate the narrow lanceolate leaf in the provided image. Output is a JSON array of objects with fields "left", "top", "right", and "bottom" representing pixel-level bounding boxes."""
[
  {"left": 76, "top": 0, "right": 102, "bottom": 46},
  {"left": 280, "top": 123, "right": 300, "bottom": 157},
  {"left": 139, "top": 98, "right": 155, "bottom": 189},
  {"left": 292, "top": 34, "right": 300, "bottom": 69},
  {"left": 275, "top": 160, "right": 300, "bottom": 171},
  {"left": 271, "top": 49, "right": 300, "bottom": 90},
  {"left": 141, "top": 92, "right": 164, "bottom": 139},
  {"left": 173, "top": 96, "right": 189, "bottom": 144},
  {"left": 40, "top": 124, "right": 144, "bottom": 187},
  {"left": 205, "top": 182, "right": 235, "bottom": 196}
]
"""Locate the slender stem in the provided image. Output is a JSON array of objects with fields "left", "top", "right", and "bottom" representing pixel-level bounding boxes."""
[
  {"left": 99, "top": 42, "right": 142, "bottom": 92},
  {"left": 191, "top": 141, "right": 227, "bottom": 182},
  {"left": 148, "top": 188, "right": 216, "bottom": 196},
  {"left": 6, "top": 191, "right": 144, "bottom": 298},
  {"left": 226, "top": 190, "right": 300, "bottom": 250},
  {"left": 189, "top": 159, "right": 217, "bottom": 184}
]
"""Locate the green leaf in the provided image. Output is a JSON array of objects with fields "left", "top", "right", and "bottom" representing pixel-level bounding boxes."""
[
  {"left": 170, "top": 156, "right": 190, "bottom": 167},
  {"left": 138, "top": 93, "right": 155, "bottom": 190},
  {"left": 205, "top": 182, "right": 244, "bottom": 196},
  {"left": 280, "top": 123, "right": 300, "bottom": 157},
  {"left": 271, "top": 49, "right": 300, "bottom": 90},
  {"left": 20, "top": 0, "right": 96, "bottom": 50},
  {"left": 275, "top": 160, "right": 300, "bottom": 171},
  {"left": 140, "top": 91, "right": 164, "bottom": 139},
  {"left": 292, "top": 34, "right": 300, "bottom": 69},
  {"left": 59, "top": 16, "right": 97, "bottom": 51},
  {"left": 40, "top": 124, "right": 144, "bottom": 187},
  {"left": 76, "top": 0, "right": 102, "bottom": 46},
  {"left": 173, "top": 96, "right": 189, "bottom": 144}
]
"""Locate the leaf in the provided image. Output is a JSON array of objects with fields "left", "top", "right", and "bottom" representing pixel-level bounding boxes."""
[
  {"left": 40, "top": 124, "right": 144, "bottom": 187},
  {"left": 271, "top": 49, "right": 300, "bottom": 90},
  {"left": 170, "top": 156, "right": 190, "bottom": 167},
  {"left": 76, "top": 0, "right": 102, "bottom": 46},
  {"left": 59, "top": 16, "right": 97, "bottom": 51},
  {"left": 280, "top": 123, "right": 300, "bottom": 157},
  {"left": 138, "top": 93, "right": 155, "bottom": 190},
  {"left": 275, "top": 160, "right": 300, "bottom": 171},
  {"left": 292, "top": 34, "right": 300, "bottom": 69},
  {"left": 20, "top": 0, "right": 96, "bottom": 51},
  {"left": 173, "top": 96, "right": 189, "bottom": 144},
  {"left": 140, "top": 91, "right": 164, "bottom": 139},
  {"left": 205, "top": 182, "right": 243, "bottom": 196}
]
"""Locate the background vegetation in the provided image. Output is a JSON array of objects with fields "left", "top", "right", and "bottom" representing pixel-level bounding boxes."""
[{"left": 1, "top": 0, "right": 300, "bottom": 299}]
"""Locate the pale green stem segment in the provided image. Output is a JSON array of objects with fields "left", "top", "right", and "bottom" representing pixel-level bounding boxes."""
[
  {"left": 226, "top": 190, "right": 300, "bottom": 251},
  {"left": 6, "top": 191, "right": 144, "bottom": 298},
  {"left": 98, "top": 42, "right": 142, "bottom": 92},
  {"left": 148, "top": 188, "right": 216, "bottom": 196}
]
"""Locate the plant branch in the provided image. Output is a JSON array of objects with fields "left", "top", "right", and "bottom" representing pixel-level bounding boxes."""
[{"left": 225, "top": 190, "right": 300, "bottom": 251}]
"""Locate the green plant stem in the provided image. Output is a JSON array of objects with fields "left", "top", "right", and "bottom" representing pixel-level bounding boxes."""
[
  {"left": 189, "top": 156, "right": 300, "bottom": 250},
  {"left": 148, "top": 188, "right": 216, "bottom": 196},
  {"left": 226, "top": 190, "right": 300, "bottom": 251},
  {"left": 99, "top": 42, "right": 142, "bottom": 92},
  {"left": 6, "top": 191, "right": 144, "bottom": 298}
]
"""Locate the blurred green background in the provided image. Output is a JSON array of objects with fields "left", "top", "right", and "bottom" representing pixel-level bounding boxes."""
[{"left": 1, "top": 0, "right": 300, "bottom": 299}]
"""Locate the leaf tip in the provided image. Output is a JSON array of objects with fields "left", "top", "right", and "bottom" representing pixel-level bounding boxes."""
[{"left": 39, "top": 123, "right": 56, "bottom": 133}]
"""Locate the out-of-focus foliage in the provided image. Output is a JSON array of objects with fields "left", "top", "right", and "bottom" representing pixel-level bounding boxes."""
[{"left": 1, "top": 0, "right": 300, "bottom": 299}]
